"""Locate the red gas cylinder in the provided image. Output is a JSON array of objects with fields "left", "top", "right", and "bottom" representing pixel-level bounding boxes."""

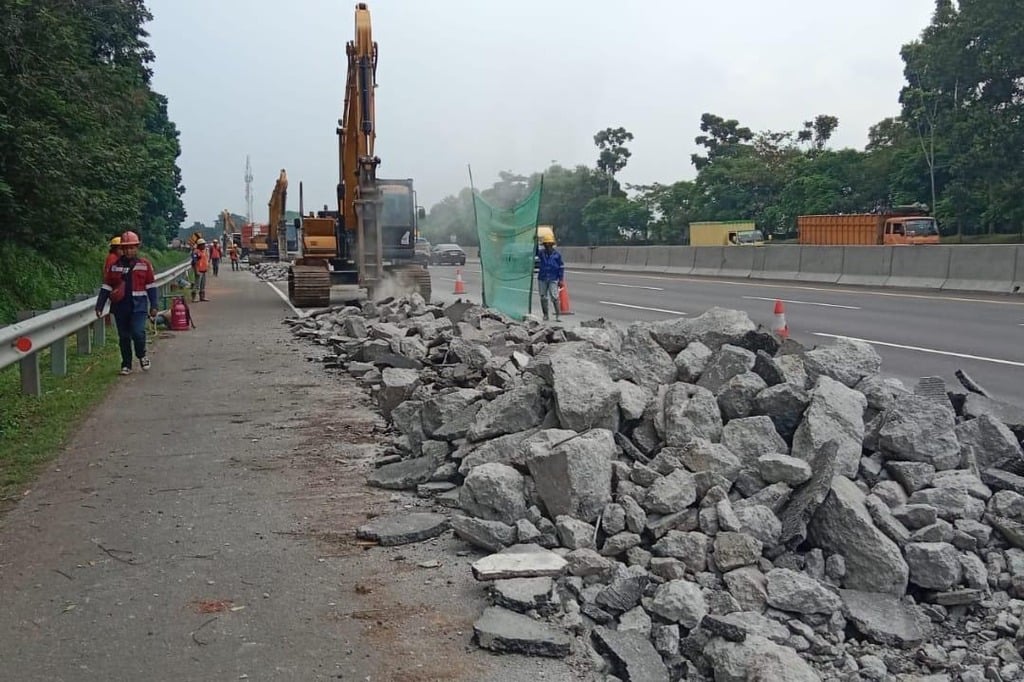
[{"left": 170, "top": 297, "right": 190, "bottom": 331}]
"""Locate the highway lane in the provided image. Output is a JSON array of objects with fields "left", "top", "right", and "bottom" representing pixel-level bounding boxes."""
[{"left": 431, "top": 263, "right": 1024, "bottom": 406}]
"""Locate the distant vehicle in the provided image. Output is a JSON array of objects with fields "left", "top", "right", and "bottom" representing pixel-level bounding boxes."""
[
  {"left": 414, "top": 237, "right": 431, "bottom": 266},
  {"left": 429, "top": 243, "right": 466, "bottom": 266},
  {"left": 733, "top": 229, "right": 765, "bottom": 246},
  {"left": 690, "top": 220, "right": 757, "bottom": 246},
  {"left": 798, "top": 206, "right": 940, "bottom": 245}
]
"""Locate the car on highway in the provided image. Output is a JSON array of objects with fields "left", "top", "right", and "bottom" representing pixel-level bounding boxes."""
[{"left": 429, "top": 243, "right": 466, "bottom": 266}]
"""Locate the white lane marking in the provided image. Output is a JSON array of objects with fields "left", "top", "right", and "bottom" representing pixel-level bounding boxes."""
[
  {"left": 267, "top": 281, "right": 306, "bottom": 318},
  {"left": 599, "top": 301, "right": 687, "bottom": 315},
  {"left": 813, "top": 333, "right": 1024, "bottom": 368},
  {"left": 599, "top": 282, "right": 665, "bottom": 291},
  {"left": 564, "top": 269, "right": 1024, "bottom": 307},
  {"left": 743, "top": 295, "right": 860, "bottom": 310}
]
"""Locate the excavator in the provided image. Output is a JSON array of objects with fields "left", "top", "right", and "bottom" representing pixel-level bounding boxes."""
[
  {"left": 220, "top": 210, "right": 242, "bottom": 252},
  {"left": 249, "top": 169, "right": 288, "bottom": 264},
  {"left": 289, "top": 2, "right": 430, "bottom": 307}
]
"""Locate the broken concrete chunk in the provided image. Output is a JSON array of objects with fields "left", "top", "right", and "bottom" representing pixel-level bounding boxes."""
[
  {"left": 674, "top": 341, "right": 712, "bottom": 383},
  {"left": 697, "top": 344, "right": 756, "bottom": 394},
  {"left": 366, "top": 456, "right": 435, "bottom": 490},
  {"left": 804, "top": 336, "right": 882, "bottom": 388},
  {"left": 660, "top": 382, "right": 723, "bottom": 446},
  {"left": 526, "top": 428, "right": 616, "bottom": 523},
  {"left": 650, "top": 579, "right": 707, "bottom": 629},
  {"left": 355, "top": 512, "right": 449, "bottom": 546},
  {"left": 791, "top": 376, "right": 866, "bottom": 479},
  {"left": 551, "top": 359, "right": 620, "bottom": 433},
  {"left": 471, "top": 544, "right": 568, "bottom": 581},
  {"left": 473, "top": 606, "right": 571, "bottom": 658},
  {"left": 591, "top": 627, "right": 670, "bottom": 682},
  {"left": 459, "top": 462, "right": 527, "bottom": 525},
  {"left": 877, "top": 395, "right": 961, "bottom": 471},
  {"left": 490, "top": 577, "right": 557, "bottom": 615},
  {"left": 840, "top": 589, "right": 926, "bottom": 648},
  {"left": 757, "top": 453, "right": 812, "bottom": 486},
  {"left": 765, "top": 567, "right": 842, "bottom": 614},
  {"left": 451, "top": 514, "right": 517, "bottom": 552}
]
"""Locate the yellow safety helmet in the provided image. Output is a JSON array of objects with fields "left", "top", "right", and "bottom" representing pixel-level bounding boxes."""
[
  {"left": 110, "top": 236, "right": 122, "bottom": 246},
  {"left": 541, "top": 233, "right": 555, "bottom": 245}
]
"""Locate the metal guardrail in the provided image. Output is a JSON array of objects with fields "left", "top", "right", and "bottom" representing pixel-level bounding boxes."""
[{"left": 0, "top": 259, "right": 192, "bottom": 395}]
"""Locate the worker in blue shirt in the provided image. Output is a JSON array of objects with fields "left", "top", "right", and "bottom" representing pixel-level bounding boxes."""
[{"left": 536, "top": 233, "right": 564, "bottom": 321}]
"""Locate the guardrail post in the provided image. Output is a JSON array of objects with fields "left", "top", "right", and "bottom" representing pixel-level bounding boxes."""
[
  {"left": 15, "top": 311, "right": 42, "bottom": 396},
  {"left": 50, "top": 300, "right": 68, "bottom": 377},
  {"left": 93, "top": 313, "right": 106, "bottom": 347},
  {"left": 73, "top": 294, "right": 92, "bottom": 355}
]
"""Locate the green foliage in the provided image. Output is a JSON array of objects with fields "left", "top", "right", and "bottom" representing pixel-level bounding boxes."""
[
  {"left": 0, "top": 242, "right": 184, "bottom": 324},
  {"left": 0, "top": 0, "right": 186, "bottom": 254},
  {"left": 594, "top": 127, "right": 634, "bottom": 196}
]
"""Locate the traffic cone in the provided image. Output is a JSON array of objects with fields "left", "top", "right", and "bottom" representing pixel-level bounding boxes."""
[
  {"left": 772, "top": 299, "right": 789, "bottom": 339},
  {"left": 558, "top": 279, "right": 573, "bottom": 316},
  {"left": 453, "top": 269, "right": 466, "bottom": 295}
]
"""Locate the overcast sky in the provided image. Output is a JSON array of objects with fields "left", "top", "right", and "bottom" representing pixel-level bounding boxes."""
[{"left": 147, "top": 0, "right": 937, "bottom": 225}]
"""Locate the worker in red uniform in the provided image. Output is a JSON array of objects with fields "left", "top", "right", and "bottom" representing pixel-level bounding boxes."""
[
  {"left": 95, "top": 231, "right": 159, "bottom": 375},
  {"left": 104, "top": 236, "right": 122, "bottom": 276}
]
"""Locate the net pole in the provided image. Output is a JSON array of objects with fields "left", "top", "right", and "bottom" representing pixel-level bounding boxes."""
[
  {"left": 528, "top": 174, "right": 544, "bottom": 316},
  {"left": 467, "top": 164, "right": 485, "bottom": 306}
]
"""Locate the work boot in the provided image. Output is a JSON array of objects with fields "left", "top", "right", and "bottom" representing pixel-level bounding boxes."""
[
  {"left": 140, "top": 357, "right": 151, "bottom": 371},
  {"left": 119, "top": 366, "right": 132, "bottom": 376}
]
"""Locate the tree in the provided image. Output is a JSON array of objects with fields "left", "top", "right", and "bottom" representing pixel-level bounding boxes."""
[
  {"left": 691, "top": 113, "right": 753, "bottom": 170},
  {"left": 798, "top": 115, "right": 840, "bottom": 151},
  {"left": 594, "top": 127, "right": 634, "bottom": 196}
]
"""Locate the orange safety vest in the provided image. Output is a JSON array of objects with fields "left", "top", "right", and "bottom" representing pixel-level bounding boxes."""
[
  {"left": 194, "top": 249, "right": 209, "bottom": 273},
  {"left": 211, "top": 244, "right": 222, "bottom": 259}
]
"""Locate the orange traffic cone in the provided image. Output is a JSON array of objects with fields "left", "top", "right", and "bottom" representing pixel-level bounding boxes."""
[
  {"left": 558, "top": 279, "right": 573, "bottom": 316},
  {"left": 772, "top": 299, "right": 789, "bottom": 339},
  {"left": 453, "top": 269, "right": 466, "bottom": 295}
]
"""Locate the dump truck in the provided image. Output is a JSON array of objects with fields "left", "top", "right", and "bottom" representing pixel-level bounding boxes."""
[
  {"left": 689, "top": 221, "right": 761, "bottom": 246},
  {"left": 798, "top": 207, "right": 939, "bottom": 245}
]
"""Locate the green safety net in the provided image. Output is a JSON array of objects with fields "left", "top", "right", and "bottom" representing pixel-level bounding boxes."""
[{"left": 473, "top": 185, "right": 543, "bottom": 320}]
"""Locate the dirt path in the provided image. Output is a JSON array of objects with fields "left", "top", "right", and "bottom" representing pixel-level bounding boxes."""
[{"left": 0, "top": 269, "right": 588, "bottom": 681}]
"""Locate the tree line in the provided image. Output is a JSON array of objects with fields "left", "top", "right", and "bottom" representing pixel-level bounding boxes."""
[
  {"left": 421, "top": 1, "right": 1022, "bottom": 246},
  {"left": 0, "top": 0, "right": 185, "bottom": 253}
]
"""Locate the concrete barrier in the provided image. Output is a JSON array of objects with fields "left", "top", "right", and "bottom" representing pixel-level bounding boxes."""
[
  {"left": 665, "top": 246, "right": 695, "bottom": 275},
  {"left": 561, "top": 246, "right": 592, "bottom": 267},
  {"left": 795, "top": 246, "right": 843, "bottom": 283},
  {"left": 751, "top": 246, "right": 801, "bottom": 280},
  {"left": 1016, "top": 245, "right": 1024, "bottom": 294},
  {"left": 463, "top": 246, "right": 479, "bottom": 260},
  {"left": 942, "top": 245, "right": 1017, "bottom": 293},
  {"left": 590, "top": 246, "right": 629, "bottom": 269},
  {"left": 625, "top": 246, "right": 649, "bottom": 269},
  {"left": 691, "top": 247, "right": 724, "bottom": 277},
  {"left": 719, "top": 247, "right": 755, "bottom": 278},
  {"left": 886, "top": 245, "right": 952, "bottom": 289},
  {"left": 838, "top": 246, "right": 892, "bottom": 287},
  {"left": 643, "top": 246, "right": 670, "bottom": 273}
]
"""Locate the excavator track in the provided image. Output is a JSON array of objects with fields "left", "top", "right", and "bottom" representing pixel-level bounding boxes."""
[
  {"left": 289, "top": 265, "right": 331, "bottom": 308},
  {"left": 388, "top": 264, "right": 431, "bottom": 302}
]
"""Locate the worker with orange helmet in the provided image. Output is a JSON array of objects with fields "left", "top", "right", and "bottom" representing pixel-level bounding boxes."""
[
  {"left": 95, "top": 230, "right": 159, "bottom": 375},
  {"left": 190, "top": 238, "right": 210, "bottom": 301},
  {"left": 104, "top": 236, "right": 122, "bottom": 276},
  {"left": 536, "top": 232, "right": 564, "bottom": 322}
]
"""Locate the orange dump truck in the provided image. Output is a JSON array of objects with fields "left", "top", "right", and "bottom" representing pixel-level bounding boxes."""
[{"left": 798, "top": 208, "right": 939, "bottom": 246}]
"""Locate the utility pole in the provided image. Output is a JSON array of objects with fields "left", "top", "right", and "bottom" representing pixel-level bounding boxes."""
[{"left": 244, "top": 155, "right": 254, "bottom": 225}]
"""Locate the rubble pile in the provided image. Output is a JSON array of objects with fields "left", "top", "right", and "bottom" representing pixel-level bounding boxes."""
[
  {"left": 289, "top": 295, "right": 1024, "bottom": 681},
  {"left": 250, "top": 262, "right": 290, "bottom": 281}
]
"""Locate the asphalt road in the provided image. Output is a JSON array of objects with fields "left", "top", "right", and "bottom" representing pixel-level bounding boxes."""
[{"left": 431, "top": 262, "right": 1024, "bottom": 406}]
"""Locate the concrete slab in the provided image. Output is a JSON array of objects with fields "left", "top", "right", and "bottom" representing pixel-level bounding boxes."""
[
  {"left": 473, "top": 606, "right": 572, "bottom": 658},
  {"left": 356, "top": 512, "right": 449, "bottom": 546},
  {"left": 472, "top": 544, "right": 568, "bottom": 580}
]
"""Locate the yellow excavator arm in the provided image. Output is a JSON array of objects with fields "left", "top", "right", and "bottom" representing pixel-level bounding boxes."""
[
  {"left": 339, "top": 2, "right": 377, "bottom": 234},
  {"left": 268, "top": 169, "right": 288, "bottom": 254}
]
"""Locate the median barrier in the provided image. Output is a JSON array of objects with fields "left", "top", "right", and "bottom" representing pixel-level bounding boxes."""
[
  {"left": 691, "top": 247, "right": 725, "bottom": 277},
  {"left": 625, "top": 246, "right": 649, "bottom": 269},
  {"left": 942, "top": 245, "right": 1017, "bottom": 293},
  {"left": 886, "top": 245, "right": 952, "bottom": 289},
  {"left": 795, "top": 246, "right": 843, "bottom": 283},
  {"left": 463, "top": 246, "right": 479, "bottom": 260},
  {"left": 561, "top": 246, "right": 592, "bottom": 268},
  {"left": 665, "top": 246, "right": 695, "bottom": 275},
  {"left": 1016, "top": 245, "right": 1024, "bottom": 293},
  {"left": 590, "top": 246, "right": 629, "bottom": 269},
  {"left": 751, "top": 246, "right": 801, "bottom": 280},
  {"left": 643, "top": 246, "right": 670, "bottom": 273},
  {"left": 838, "top": 246, "right": 892, "bottom": 287},
  {"left": 719, "top": 247, "right": 755, "bottom": 278}
]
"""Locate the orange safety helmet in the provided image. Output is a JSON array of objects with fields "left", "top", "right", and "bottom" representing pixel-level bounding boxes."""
[{"left": 120, "top": 230, "right": 141, "bottom": 246}]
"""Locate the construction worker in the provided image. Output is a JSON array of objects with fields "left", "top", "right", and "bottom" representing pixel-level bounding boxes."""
[
  {"left": 228, "top": 243, "right": 240, "bottom": 271},
  {"left": 210, "top": 239, "right": 223, "bottom": 276},
  {"left": 104, "top": 236, "right": 122, "bottom": 276},
  {"left": 536, "top": 233, "right": 564, "bottom": 321},
  {"left": 95, "top": 231, "right": 159, "bottom": 375},
  {"left": 191, "top": 239, "right": 210, "bottom": 302}
]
